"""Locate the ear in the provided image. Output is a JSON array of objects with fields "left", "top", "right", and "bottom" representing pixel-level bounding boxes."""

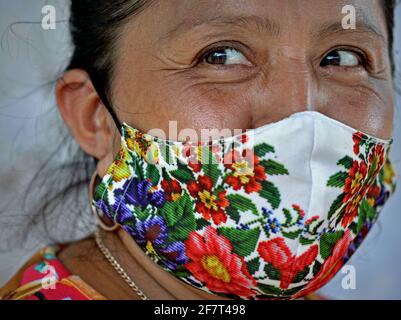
[{"left": 56, "top": 69, "right": 118, "bottom": 174}]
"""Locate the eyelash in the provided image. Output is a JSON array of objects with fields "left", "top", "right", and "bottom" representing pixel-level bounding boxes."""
[
  {"left": 196, "top": 41, "right": 251, "bottom": 66},
  {"left": 196, "top": 42, "right": 371, "bottom": 71},
  {"left": 321, "top": 47, "right": 370, "bottom": 70}
]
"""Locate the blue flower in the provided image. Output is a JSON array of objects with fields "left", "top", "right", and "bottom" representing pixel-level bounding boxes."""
[
  {"left": 238, "top": 223, "right": 250, "bottom": 230},
  {"left": 262, "top": 207, "right": 281, "bottom": 234},
  {"left": 118, "top": 178, "right": 166, "bottom": 209},
  {"left": 262, "top": 207, "right": 273, "bottom": 219},
  {"left": 133, "top": 215, "right": 168, "bottom": 247},
  {"left": 265, "top": 217, "right": 281, "bottom": 234},
  {"left": 158, "top": 241, "right": 189, "bottom": 270},
  {"left": 124, "top": 216, "right": 188, "bottom": 270},
  {"left": 112, "top": 195, "right": 135, "bottom": 224},
  {"left": 94, "top": 199, "right": 112, "bottom": 219}
]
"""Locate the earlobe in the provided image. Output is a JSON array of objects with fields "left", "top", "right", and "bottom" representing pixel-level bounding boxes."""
[{"left": 55, "top": 69, "right": 112, "bottom": 159}]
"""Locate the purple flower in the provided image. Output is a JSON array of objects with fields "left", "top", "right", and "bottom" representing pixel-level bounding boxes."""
[
  {"left": 112, "top": 195, "right": 135, "bottom": 224},
  {"left": 117, "top": 178, "right": 166, "bottom": 209},
  {"left": 133, "top": 215, "right": 169, "bottom": 247},
  {"left": 374, "top": 187, "right": 388, "bottom": 207},
  {"left": 94, "top": 199, "right": 112, "bottom": 219},
  {"left": 125, "top": 216, "right": 188, "bottom": 270},
  {"left": 158, "top": 241, "right": 189, "bottom": 270}
]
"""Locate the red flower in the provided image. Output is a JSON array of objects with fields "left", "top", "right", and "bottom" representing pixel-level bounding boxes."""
[
  {"left": 224, "top": 149, "right": 266, "bottom": 193},
  {"left": 352, "top": 132, "right": 366, "bottom": 155},
  {"left": 161, "top": 179, "right": 182, "bottom": 202},
  {"left": 305, "top": 216, "right": 319, "bottom": 225},
  {"left": 366, "top": 184, "right": 381, "bottom": 207},
  {"left": 187, "top": 175, "right": 229, "bottom": 225},
  {"left": 342, "top": 160, "right": 369, "bottom": 227},
  {"left": 292, "top": 205, "right": 306, "bottom": 218},
  {"left": 293, "top": 230, "right": 353, "bottom": 299},
  {"left": 182, "top": 143, "right": 221, "bottom": 173},
  {"left": 368, "top": 144, "right": 385, "bottom": 177},
  {"left": 184, "top": 226, "right": 257, "bottom": 298},
  {"left": 239, "top": 133, "right": 249, "bottom": 144},
  {"left": 343, "top": 160, "right": 368, "bottom": 201},
  {"left": 258, "top": 238, "right": 318, "bottom": 289}
]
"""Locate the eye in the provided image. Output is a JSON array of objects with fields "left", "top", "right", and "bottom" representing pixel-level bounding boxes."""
[
  {"left": 320, "top": 49, "right": 362, "bottom": 68},
  {"left": 201, "top": 46, "right": 251, "bottom": 66}
]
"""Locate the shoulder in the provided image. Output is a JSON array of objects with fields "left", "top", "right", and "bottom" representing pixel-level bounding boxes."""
[{"left": 0, "top": 244, "right": 106, "bottom": 300}]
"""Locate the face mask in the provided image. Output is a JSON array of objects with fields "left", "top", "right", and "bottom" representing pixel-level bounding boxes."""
[{"left": 92, "top": 111, "right": 396, "bottom": 300}]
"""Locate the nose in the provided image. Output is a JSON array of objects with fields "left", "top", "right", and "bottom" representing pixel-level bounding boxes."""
[{"left": 251, "top": 45, "right": 317, "bottom": 129}]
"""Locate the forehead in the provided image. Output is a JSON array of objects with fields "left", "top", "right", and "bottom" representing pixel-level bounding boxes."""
[{"left": 143, "top": 0, "right": 387, "bottom": 44}]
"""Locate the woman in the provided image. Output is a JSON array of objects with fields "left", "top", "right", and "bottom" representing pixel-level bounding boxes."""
[{"left": 0, "top": 0, "right": 398, "bottom": 300}]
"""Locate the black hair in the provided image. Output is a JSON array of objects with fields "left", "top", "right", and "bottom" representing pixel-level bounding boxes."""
[{"left": 0, "top": 0, "right": 399, "bottom": 249}]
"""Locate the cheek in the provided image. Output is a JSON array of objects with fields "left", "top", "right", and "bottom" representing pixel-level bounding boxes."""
[
  {"left": 316, "top": 80, "right": 394, "bottom": 140},
  {"left": 114, "top": 70, "right": 256, "bottom": 139}
]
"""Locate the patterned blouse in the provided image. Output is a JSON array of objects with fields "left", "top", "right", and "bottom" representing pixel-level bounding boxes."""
[{"left": 0, "top": 246, "right": 106, "bottom": 300}]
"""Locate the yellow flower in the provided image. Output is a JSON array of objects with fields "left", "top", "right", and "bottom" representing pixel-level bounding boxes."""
[
  {"left": 125, "top": 128, "right": 159, "bottom": 164},
  {"left": 106, "top": 147, "right": 131, "bottom": 182},
  {"left": 383, "top": 160, "right": 396, "bottom": 185}
]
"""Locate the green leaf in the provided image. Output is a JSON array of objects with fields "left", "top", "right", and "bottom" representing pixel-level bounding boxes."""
[
  {"left": 134, "top": 206, "right": 151, "bottom": 221},
  {"left": 328, "top": 193, "right": 345, "bottom": 219},
  {"left": 293, "top": 267, "right": 309, "bottom": 283},
  {"left": 282, "top": 229, "right": 303, "bottom": 240},
  {"left": 320, "top": 231, "right": 344, "bottom": 260},
  {"left": 257, "top": 283, "right": 282, "bottom": 296},
  {"left": 159, "top": 202, "right": 181, "bottom": 227},
  {"left": 246, "top": 257, "right": 260, "bottom": 275},
  {"left": 264, "top": 263, "right": 281, "bottom": 280},
  {"left": 337, "top": 156, "right": 354, "bottom": 170},
  {"left": 281, "top": 285, "right": 306, "bottom": 297},
  {"left": 132, "top": 155, "right": 145, "bottom": 180},
  {"left": 200, "top": 147, "right": 221, "bottom": 186},
  {"left": 160, "top": 192, "right": 190, "bottom": 227},
  {"left": 259, "top": 180, "right": 281, "bottom": 209},
  {"left": 226, "top": 194, "right": 258, "bottom": 215},
  {"left": 356, "top": 199, "right": 376, "bottom": 233},
  {"left": 282, "top": 208, "right": 293, "bottom": 226},
  {"left": 165, "top": 193, "right": 196, "bottom": 242},
  {"left": 260, "top": 159, "right": 289, "bottom": 176},
  {"left": 217, "top": 227, "right": 260, "bottom": 257},
  {"left": 159, "top": 143, "right": 174, "bottom": 165},
  {"left": 94, "top": 181, "right": 107, "bottom": 201},
  {"left": 349, "top": 221, "right": 358, "bottom": 234},
  {"left": 368, "top": 155, "right": 378, "bottom": 179},
  {"left": 300, "top": 236, "right": 316, "bottom": 246},
  {"left": 172, "top": 269, "right": 192, "bottom": 278},
  {"left": 146, "top": 164, "right": 160, "bottom": 186},
  {"left": 254, "top": 143, "right": 275, "bottom": 157},
  {"left": 327, "top": 171, "right": 348, "bottom": 188},
  {"left": 196, "top": 217, "right": 211, "bottom": 230},
  {"left": 312, "top": 261, "right": 322, "bottom": 276},
  {"left": 363, "top": 199, "right": 377, "bottom": 220},
  {"left": 225, "top": 206, "right": 241, "bottom": 224},
  {"left": 170, "top": 162, "right": 195, "bottom": 184},
  {"left": 203, "top": 163, "right": 221, "bottom": 186}
]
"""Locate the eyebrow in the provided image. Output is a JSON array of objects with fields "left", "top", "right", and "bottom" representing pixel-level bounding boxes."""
[
  {"left": 315, "top": 19, "right": 386, "bottom": 44},
  {"left": 162, "top": 12, "right": 386, "bottom": 45}
]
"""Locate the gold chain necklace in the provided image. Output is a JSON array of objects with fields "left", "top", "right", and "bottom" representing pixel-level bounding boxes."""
[{"left": 94, "top": 229, "right": 150, "bottom": 300}]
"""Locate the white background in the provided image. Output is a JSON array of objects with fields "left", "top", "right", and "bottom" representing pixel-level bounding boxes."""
[{"left": 0, "top": 1, "right": 400, "bottom": 299}]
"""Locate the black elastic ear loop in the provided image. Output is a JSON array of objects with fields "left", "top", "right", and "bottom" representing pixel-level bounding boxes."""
[{"left": 89, "top": 71, "right": 123, "bottom": 134}]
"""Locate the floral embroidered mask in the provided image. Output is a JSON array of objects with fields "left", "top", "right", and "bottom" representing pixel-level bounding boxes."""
[{"left": 92, "top": 111, "right": 397, "bottom": 299}]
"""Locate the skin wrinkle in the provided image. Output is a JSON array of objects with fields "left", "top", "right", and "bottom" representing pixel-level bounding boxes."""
[{"left": 56, "top": 0, "right": 395, "bottom": 300}]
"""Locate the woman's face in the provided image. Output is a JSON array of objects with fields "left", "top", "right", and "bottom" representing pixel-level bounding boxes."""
[{"left": 58, "top": 0, "right": 394, "bottom": 175}]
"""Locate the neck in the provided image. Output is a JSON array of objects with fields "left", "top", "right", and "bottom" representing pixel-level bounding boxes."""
[{"left": 100, "top": 228, "right": 229, "bottom": 300}]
